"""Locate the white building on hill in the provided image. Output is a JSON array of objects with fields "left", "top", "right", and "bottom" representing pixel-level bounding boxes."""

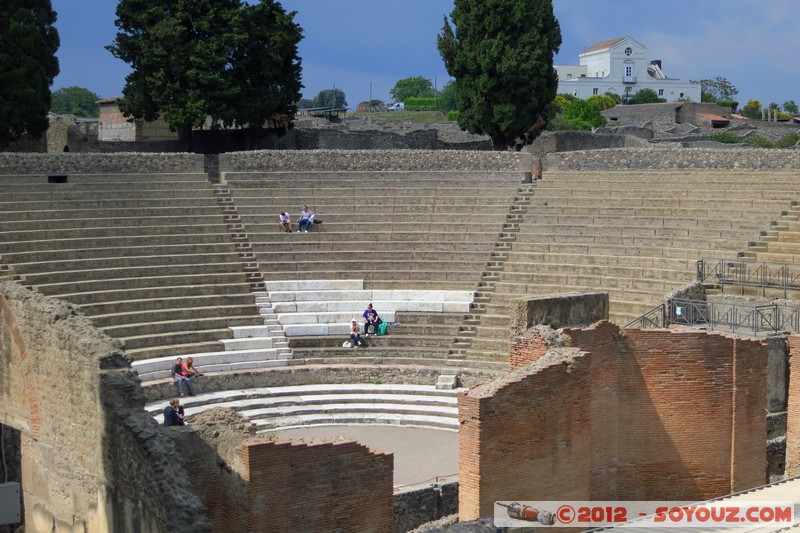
[{"left": 555, "top": 36, "right": 700, "bottom": 103}]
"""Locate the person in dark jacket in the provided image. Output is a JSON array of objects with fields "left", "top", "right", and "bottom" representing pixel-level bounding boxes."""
[{"left": 163, "top": 398, "right": 185, "bottom": 427}]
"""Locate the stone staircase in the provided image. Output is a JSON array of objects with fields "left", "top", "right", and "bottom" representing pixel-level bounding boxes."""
[
  {"left": 222, "top": 170, "right": 527, "bottom": 364},
  {"left": 450, "top": 182, "right": 534, "bottom": 359}
]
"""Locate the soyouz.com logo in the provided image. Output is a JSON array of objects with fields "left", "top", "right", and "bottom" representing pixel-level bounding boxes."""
[{"left": 494, "top": 501, "right": 795, "bottom": 528}]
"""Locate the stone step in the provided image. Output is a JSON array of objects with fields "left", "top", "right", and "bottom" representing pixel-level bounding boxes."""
[
  {"left": 31, "top": 272, "right": 251, "bottom": 299},
  {"left": 0, "top": 232, "right": 233, "bottom": 254},
  {"left": 106, "top": 316, "right": 261, "bottom": 347},
  {"left": 18, "top": 261, "right": 247, "bottom": 285},
  {"left": 9, "top": 251, "right": 244, "bottom": 275},
  {"left": 77, "top": 293, "right": 256, "bottom": 315},
  {"left": 134, "top": 348, "right": 288, "bottom": 381}
]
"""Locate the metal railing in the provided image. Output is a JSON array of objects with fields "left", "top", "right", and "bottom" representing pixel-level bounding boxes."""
[
  {"left": 625, "top": 304, "right": 667, "bottom": 329},
  {"left": 698, "top": 258, "right": 800, "bottom": 298},
  {"left": 628, "top": 297, "right": 800, "bottom": 336}
]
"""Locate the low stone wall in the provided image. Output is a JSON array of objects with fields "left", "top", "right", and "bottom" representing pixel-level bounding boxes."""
[
  {"left": 526, "top": 130, "right": 627, "bottom": 161},
  {"left": 508, "top": 291, "right": 609, "bottom": 336},
  {"left": 220, "top": 149, "right": 531, "bottom": 173},
  {"left": 394, "top": 479, "right": 458, "bottom": 533},
  {"left": 0, "top": 152, "right": 204, "bottom": 174},
  {"left": 546, "top": 147, "right": 800, "bottom": 171}
]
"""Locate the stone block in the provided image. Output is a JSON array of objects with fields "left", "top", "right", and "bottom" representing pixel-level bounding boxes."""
[
  {"left": 284, "top": 324, "right": 329, "bottom": 336},
  {"left": 229, "top": 325, "right": 275, "bottom": 338}
]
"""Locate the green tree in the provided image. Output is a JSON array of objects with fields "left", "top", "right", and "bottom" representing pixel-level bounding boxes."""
[
  {"left": 784, "top": 100, "right": 798, "bottom": 114},
  {"left": 312, "top": 88, "right": 347, "bottom": 108},
  {"left": 0, "top": 0, "right": 60, "bottom": 148},
  {"left": 692, "top": 76, "right": 738, "bottom": 103},
  {"left": 587, "top": 94, "right": 616, "bottom": 111},
  {"left": 768, "top": 102, "right": 780, "bottom": 110},
  {"left": 439, "top": 80, "right": 458, "bottom": 111},
  {"left": 437, "top": 0, "right": 562, "bottom": 149},
  {"left": 628, "top": 88, "right": 665, "bottom": 105},
  {"left": 108, "top": 0, "right": 302, "bottom": 148},
  {"left": 562, "top": 99, "right": 605, "bottom": 129},
  {"left": 51, "top": 86, "right": 101, "bottom": 117},
  {"left": 553, "top": 94, "right": 572, "bottom": 112},
  {"left": 741, "top": 99, "right": 762, "bottom": 119},
  {"left": 216, "top": 0, "right": 303, "bottom": 129},
  {"left": 298, "top": 98, "right": 314, "bottom": 109},
  {"left": 390, "top": 76, "right": 436, "bottom": 103}
]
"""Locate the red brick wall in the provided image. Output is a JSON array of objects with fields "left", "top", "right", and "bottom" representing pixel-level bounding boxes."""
[
  {"left": 242, "top": 440, "right": 394, "bottom": 532},
  {"left": 459, "top": 352, "right": 594, "bottom": 520},
  {"left": 508, "top": 331, "right": 549, "bottom": 369},
  {"left": 731, "top": 338, "right": 770, "bottom": 488},
  {"left": 619, "top": 329, "right": 736, "bottom": 500},
  {"left": 786, "top": 335, "right": 800, "bottom": 476},
  {"left": 459, "top": 322, "right": 769, "bottom": 520}
]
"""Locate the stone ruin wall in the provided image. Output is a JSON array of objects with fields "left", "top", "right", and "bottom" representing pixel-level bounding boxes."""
[
  {"left": 0, "top": 281, "right": 208, "bottom": 533},
  {"left": 170, "top": 408, "right": 395, "bottom": 533},
  {"left": 0, "top": 152, "right": 204, "bottom": 175},
  {"left": 460, "top": 321, "right": 769, "bottom": 520},
  {"left": 219, "top": 148, "right": 532, "bottom": 173},
  {"left": 0, "top": 281, "right": 441, "bottom": 532},
  {"left": 546, "top": 146, "right": 800, "bottom": 171}
]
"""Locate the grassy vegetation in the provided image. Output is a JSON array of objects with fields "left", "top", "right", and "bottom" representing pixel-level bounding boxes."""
[
  {"left": 705, "top": 131, "right": 800, "bottom": 148},
  {"left": 349, "top": 110, "right": 453, "bottom": 123}
]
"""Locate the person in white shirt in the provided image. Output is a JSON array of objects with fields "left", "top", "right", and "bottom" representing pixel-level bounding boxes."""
[{"left": 297, "top": 205, "right": 314, "bottom": 233}]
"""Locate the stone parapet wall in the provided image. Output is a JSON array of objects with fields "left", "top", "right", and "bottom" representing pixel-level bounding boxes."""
[
  {"left": 0, "top": 152, "right": 204, "bottom": 174},
  {"left": 220, "top": 149, "right": 532, "bottom": 173},
  {"left": 546, "top": 147, "right": 800, "bottom": 171}
]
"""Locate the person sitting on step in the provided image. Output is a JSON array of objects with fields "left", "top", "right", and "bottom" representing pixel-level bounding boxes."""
[
  {"left": 349, "top": 319, "right": 362, "bottom": 349},
  {"left": 362, "top": 303, "right": 382, "bottom": 336},
  {"left": 297, "top": 205, "right": 314, "bottom": 233},
  {"left": 171, "top": 357, "right": 195, "bottom": 397},
  {"left": 278, "top": 211, "right": 292, "bottom": 233},
  {"left": 182, "top": 356, "right": 203, "bottom": 378}
]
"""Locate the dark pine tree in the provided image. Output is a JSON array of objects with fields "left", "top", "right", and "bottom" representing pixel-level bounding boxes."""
[
  {"left": 0, "top": 0, "right": 60, "bottom": 148},
  {"left": 438, "top": 0, "right": 561, "bottom": 150}
]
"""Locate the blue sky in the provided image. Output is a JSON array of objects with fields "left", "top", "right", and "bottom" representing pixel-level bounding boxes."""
[{"left": 50, "top": 0, "right": 800, "bottom": 109}]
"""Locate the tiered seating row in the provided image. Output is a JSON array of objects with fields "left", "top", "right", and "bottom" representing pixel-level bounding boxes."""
[
  {"left": 224, "top": 171, "right": 525, "bottom": 291},
  {"left": 464, "top": 170, "right": 800, "bottom": 359},
  {"left": 145, "top": 383, "right": 464, "bottom": 432},
  {"left": 0, "top": 173, "right": 263, "bottom": 361},
  {"left": 265, "top": 279, "right": 473, "bottom": 337}
]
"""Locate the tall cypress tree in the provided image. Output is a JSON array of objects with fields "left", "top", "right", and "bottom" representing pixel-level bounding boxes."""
[
  {"left": 0, "top": 0, "right": 60, "bottom": 148},
  {"left": 108, "top": 0, "right": 303, "bottom": 149},
  {"left": 438, "top": 0, "right": 561, "bottom": 150}
]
